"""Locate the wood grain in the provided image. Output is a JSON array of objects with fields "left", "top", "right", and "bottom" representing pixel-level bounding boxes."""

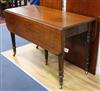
[
  {"left": 5, "top": 5, "right": 94, "bottom": 31},
  {"left": 67, "top": 0, "right": 100, "bottom": 17},
  {"left": 4, "top": 5, "right": 95, "bottom": 88},
  {"left": 4, "top": 5, "right": 94, "bottom": 55},
  {"left": 66, "top": 0, "right": 100, "bottom": 74},
  {"left": 40, "top": 0, "right": 62, "bottom": 10}
]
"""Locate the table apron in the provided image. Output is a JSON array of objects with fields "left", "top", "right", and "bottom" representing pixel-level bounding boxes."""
[{"left": 5, "top": 12, "right": 63, "bottom": 55}]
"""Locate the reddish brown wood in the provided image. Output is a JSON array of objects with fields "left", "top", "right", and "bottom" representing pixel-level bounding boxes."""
[
  {"left": 38, "top": 0, "right": 62, "bottom": 64},
  {"left": 67, "top": 0, "right": 100, "bottom": 17},
  {"left": 97, "top": 17, "right": 100, "bottom": 23},
  {"left": 58, "top": 53, "right": 64, "bottom": 89},
  {"left": 4, "top": 5, "right": 94, "bottom": 88},
  {"left": 87, "top": 0, "right": 100, "bottom": 17},
  {"left": 67, "top": 0, "right": 80, "bottom": 13},
  {"left": 40, "top": 0, "right": 62, "bottom": 10},
  {"left": 66, "top": 0, "right": 100, "bottom": 74}
]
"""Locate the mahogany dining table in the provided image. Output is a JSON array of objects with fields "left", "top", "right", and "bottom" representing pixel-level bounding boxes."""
[{"left": 4, "top": 5, "right": 95, "bottom": 89}]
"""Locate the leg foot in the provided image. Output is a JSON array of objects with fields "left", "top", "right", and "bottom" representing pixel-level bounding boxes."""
[
  {"left": 60, "top": 85, "right": 62, "bottom": 89},
  {"left": 36, "top": 46, "right": 39, "bottom": 49},
  {"left": 13, "top": 47, "right": 16, "bottom": 56},
  {"left": 85, "top": 71, "right": 88, "bottom": 75},
  {"left": 85, "top": 60, "right": 89, "bottom": 75},
  {"left": 10, "top": 32, "right": 16, "bottom": 56},
  {"left": 58, "top": 53, "right": 64, "bottom": 89},
  {"left": 44, "top": 49, "right": 48, "bottom": 65}
]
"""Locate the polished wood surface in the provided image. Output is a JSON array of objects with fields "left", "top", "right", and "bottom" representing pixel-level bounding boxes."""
[
  {"left": 5, "top": 5, "right": 94, "bottom": 31},
  {"left": 67, "top": 0, "right": 100, "bottom": 17},
  {"left": 37, "top": 0, "right": 62, "bottom": 50},
  {"left": 40, "top": 0, "right": 62, "bottom": 10},
  {"left": 67, "top": 0, "right": 80, "bottom": 13},
  {"left": 4, "top": 5, "right": 95, "bottom": 88},
  {"left": 5, "top": 5, "right": 94, "bottom": 55},
  {"left": 66, "top": 0, "right": 100, "bottom": 74}
]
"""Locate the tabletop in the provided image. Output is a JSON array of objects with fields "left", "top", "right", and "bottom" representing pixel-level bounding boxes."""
[{"left": 5, "top": 5, "right": 95, "bottom": 30}]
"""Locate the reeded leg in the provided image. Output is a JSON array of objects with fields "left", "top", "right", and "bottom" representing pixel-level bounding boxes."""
[
  {"left": 85, "top": 24, "right": 91, "bottom": 75},
  {"left": 10, "top": 32, "right": 16, "bottom": 56},
  {"left": 44, "top": 49, "right": 48, "bottom": 65},
  {"left": 58, "top": 53, "right": 64, "bottom": 89}
]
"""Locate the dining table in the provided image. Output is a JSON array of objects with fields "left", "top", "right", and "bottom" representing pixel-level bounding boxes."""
[{"left": 4, "top": 5, "right": 95, "bottom": 89}]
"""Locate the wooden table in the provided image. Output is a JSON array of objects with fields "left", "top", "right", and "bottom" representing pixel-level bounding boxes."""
[{"left": 4, "top": 5, "right": 95, "bottom": 89}]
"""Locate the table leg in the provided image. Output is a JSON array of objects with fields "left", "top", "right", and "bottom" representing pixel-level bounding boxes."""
[
  {"left": 36, "top": 46, "right": 48, "bottom": 65},
  {"left": 85, "top": 23, "right": 91, "bottom": 75},
  {"left": 10, "top": 32, "right": 16, "bottom": 56},
  {"left": 58, "top": 53, "right": 64, "bottom": 89},
  {"left": 44, "top": 49, "right": 48, "bottom": 65}
]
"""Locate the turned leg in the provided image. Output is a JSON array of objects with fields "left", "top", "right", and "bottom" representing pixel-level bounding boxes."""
[
  {"left": 58, "top": 53, "right": 64, "bottom": 89},
  {"left": 44, "top": 49, "right": 48, "bottom": 65},
  {"left": 10, "top": 32, "right": 16, "bottom": 56},
  {"left": 85, "top": 23, "right": 91, "bottom": 75}
]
